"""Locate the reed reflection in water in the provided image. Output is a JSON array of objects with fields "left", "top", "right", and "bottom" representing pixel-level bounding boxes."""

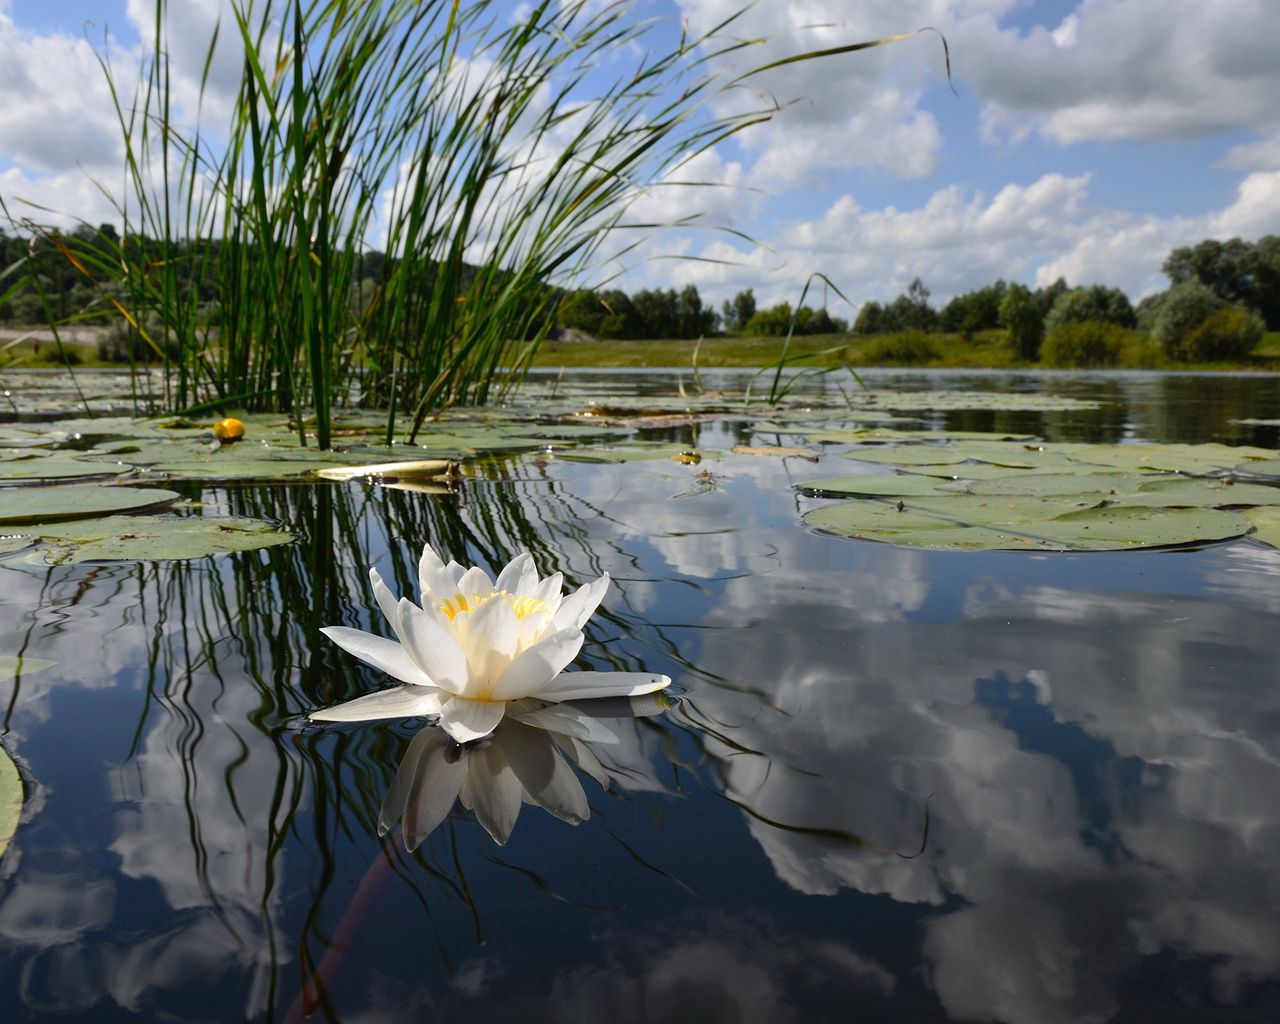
[{"left": 0, "top": 471, "right": 687, "bottom": 1021}]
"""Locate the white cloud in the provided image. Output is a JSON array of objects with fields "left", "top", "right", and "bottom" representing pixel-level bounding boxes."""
[{"left": 0, "top": 14, "right": 124, "bottom": 175}]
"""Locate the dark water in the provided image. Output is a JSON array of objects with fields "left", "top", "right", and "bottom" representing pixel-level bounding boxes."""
[{"left": 3, "top": 370, "right": 1280, "bottom": 1023}]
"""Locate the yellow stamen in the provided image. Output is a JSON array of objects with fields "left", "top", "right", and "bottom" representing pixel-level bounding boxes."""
[{"left": 440, "top": 590, "right": 546, "bottom": 622}]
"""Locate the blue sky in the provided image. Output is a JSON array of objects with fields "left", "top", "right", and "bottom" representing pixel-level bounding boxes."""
[{"left": 2, "top": 0, "right": 1278, "bottom": 312}]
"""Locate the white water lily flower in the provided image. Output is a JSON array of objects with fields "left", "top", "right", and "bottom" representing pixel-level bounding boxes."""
[{"left": 312, "top": 545, "right": 670, "bottom": 742}]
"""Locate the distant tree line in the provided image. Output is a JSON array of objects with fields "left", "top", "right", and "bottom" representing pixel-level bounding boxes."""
[{"left": 4, "top": 223, "right": 1278, "bottom": 367}]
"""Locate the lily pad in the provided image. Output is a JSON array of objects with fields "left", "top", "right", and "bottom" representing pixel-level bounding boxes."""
[
  {"left": 732, "top": 445, "right": 820, "bottom": 461},
  {"left": 0, "top": 745, "right": 20, "bottom": 862},
  {"left": 0, "top": 485, "right": 181, "bottom": 526},
  {"left": 1062, "top": 443, "right": 1276, "bottom": 475},
  {"left": 23, "top": 515, "right": 294, "bottom": 564},
  {"left": 805, "top": 494, "right": 1251, "bottom": 551},
  {"left": 1243, "top": 507, "right": 1280, "bottom": 549},
  {"left": 0, "top": 455, "right": 129, "bottom": 482},
  {"left": 798, "top": 475, "right": 956, "bottom": 498}
]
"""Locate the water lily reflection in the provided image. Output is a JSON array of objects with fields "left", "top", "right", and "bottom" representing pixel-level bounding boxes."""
[
  {"left": 314, "top": 545, "right": 671, "bottom": 742},
  {"left": 379, "top": 694, "right": 671, "bottom": 848}
]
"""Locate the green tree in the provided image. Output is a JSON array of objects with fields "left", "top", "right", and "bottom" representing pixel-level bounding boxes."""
[
  {"left": 853, "top": 300, "right": 886, "bottom": 335},
  {"left": 1151, "top": 281, "right": 1226, "bottom": 359},
  {"left": 721, "top": 288, "right": 757, "bottom": 333},
  {"left": 1034, "top": 277, "right": 1069, "bottom": 318},
  {"left": 743, "top": 302, "right": 794, "bottom": 336},
  {"left": 998, "top": 283, "right": 1044, "bottom": 361},
  {"left": 1044, "top": 285, "right": 1136, "bottom": 332},
  {"left": 940, "top": 280, "right": 1007, "bottom": 336},
  {"left": 557, "top": 289, "right": 607, "bottom": 335}
]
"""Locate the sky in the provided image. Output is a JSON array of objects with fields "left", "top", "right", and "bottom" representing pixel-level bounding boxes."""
[{"left": 2, "top": 0, "right": 1279, "bottom": 313}]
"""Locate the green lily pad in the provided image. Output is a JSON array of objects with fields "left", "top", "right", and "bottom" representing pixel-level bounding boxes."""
[
  {"left": 849, "top": 391, "right": 1102, "bottom": 412},
  {"left": 1238, "top": 458, "right": 1280, "bottom": 477},
  {"left": 1243, "top": 507, "right": 1280, "bottom": 549},
  {"left": 805, "top": 494, "right": 1251, "bottom": 551},
  {"left": 24, "top": 515, "right": 294, "bottom": 564},
  {"left": 1063, "top": 443, "right": 1275, "bottom": 475},
  {"left": 844, "top": 442, "right": 1079, "bottom": 469},
  {"left": 0, "top": 536, "right": 33, "bottom": 555},
  {"left": 798, "top": 475, "right": 957, "bottom": 498},
  {"left": 904, "top": 462, "right": 1052, "bottom": 481},
  {"left": 554, "top": 443, "right": 714, "bottom": 464},
  {"left": 0, "top": 745, "right": 21, "bottom": 862},
  {"left": 0, "top": 485, "right": 181, "bottom": 526},
  {"left": 799, "top": 428, "right": 1038, "bottom": 444},
  {"left": 0, "top": 455, "right": 129, "bottom": 481}
]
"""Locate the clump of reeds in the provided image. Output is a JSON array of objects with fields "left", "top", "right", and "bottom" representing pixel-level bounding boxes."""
[{"left": 23, "top": 1, "right": 939, "bottom": 446}]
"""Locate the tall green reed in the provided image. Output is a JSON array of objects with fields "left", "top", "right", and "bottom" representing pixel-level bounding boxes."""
[{"left": 27, "top": 1, "right": 938, "bottom": 447}]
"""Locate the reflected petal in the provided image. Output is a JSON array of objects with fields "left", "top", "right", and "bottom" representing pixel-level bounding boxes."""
[
  {"left": 310, "top": 684, "right": 442, "bottom": 722},
  {"left": 379, "top": 727, "right": 446, "bottom": 836},
  {"left": 538, "top": 671, "right": 671, "bottom": 702},
  {"left": 465, "top": 741, "right": 523, "bottom": 845},
  {"left": 500, "top": 721, "right": 589, "bottom": 824},
  {"left": 488, "top": 628, "right": 585, "bottom": 700},
  {"left": 318, "top": 627, "right": 433, "bottom": 687},
  {"left": 400, "top": 732, "right": 468, "bottom": 850},
  {"left": 511, "top": 703, "right": 620, "bottom": 743},
  {"left": 438, "top": 696, "right": 506, "bottom": 743}
]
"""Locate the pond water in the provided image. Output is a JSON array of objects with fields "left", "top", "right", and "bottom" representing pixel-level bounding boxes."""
[{"left": 3, "top": 369, "right": 1280, "bottom": 1023}]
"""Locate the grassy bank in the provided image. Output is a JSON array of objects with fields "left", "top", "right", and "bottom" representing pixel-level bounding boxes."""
[
  {"left": 5, "top": 328, "right": 1280, "bottom": 375},
  {"left": 532, "top": 329, "right": 1280, "bottom": 372}
]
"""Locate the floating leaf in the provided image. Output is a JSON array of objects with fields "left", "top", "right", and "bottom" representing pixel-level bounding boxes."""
[
  {"left": 24, "top": 515, "right": 294, "bottom": 564},
  {"left": 805, "top": 494, "right": 1251, "bottom": 551},
  {"left": 0, "top": 536, "right": 32, "bottom": 555},
  {"left": 799, "top": 428, "right": 1036, "bottom": 444},
  {"left": 554, "top": 443, "right": 716, "bottom": 464},
  {"left": 1063, "top": 442, "right": 1275, "bottom": 475},
  {"left": 0, "top": 455, "right": 129, "bottom": 482},
  {"left": 798, "top": 475, "right": 956, "bottom": 498},
  {"left": 0, "top": 745, "right": 20, "bottom": 862},
  {"left": 732, "top": 445, "right": 820, "bottom": 461},
  {"left": 1242, "top": 507, "right": 1280, "bottom": 549},
  {"left": 0, "top": 485, "right": 181, "bottom": 526}
]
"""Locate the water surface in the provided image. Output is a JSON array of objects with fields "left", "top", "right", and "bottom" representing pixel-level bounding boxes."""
[{"left": 2, "top": 370, "right": 1280, "bottom": 1022}]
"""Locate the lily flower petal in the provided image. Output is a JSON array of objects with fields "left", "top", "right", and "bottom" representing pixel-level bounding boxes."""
[
  {"left": 537, "top": 671, "right": 671, "bottom": 702},
  {"left": 397, "top": 598, "right": 469, "bottom": 693},
  {"left": 318, "top": 626, "right": 434, "bottom": 687},
  {"left": 418, "top": 544, "right": 460, "bottom": 602},
  {"left": 494, "top": 552, "right": 537, "bottom": 596},
  {"left": 461, "top": 593, "right": 520, "bottom": 686},
  {"left": 552, "top": 574, "right": 611, "bottom": 632},
  {"left": 369, "top": 568, "right": 401, "bottom": 631},
  {"left": 488, "top": 627, "right": 585, "bottom": 701},
  {"left": 310, "top": 683, "right": 443, "bottom": 722},
  {"left": 438, "top": 696, "right": 506, "bottom": 743},
  {"left": 457, "top": 565, "right": 495, "bottom": 601}
]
